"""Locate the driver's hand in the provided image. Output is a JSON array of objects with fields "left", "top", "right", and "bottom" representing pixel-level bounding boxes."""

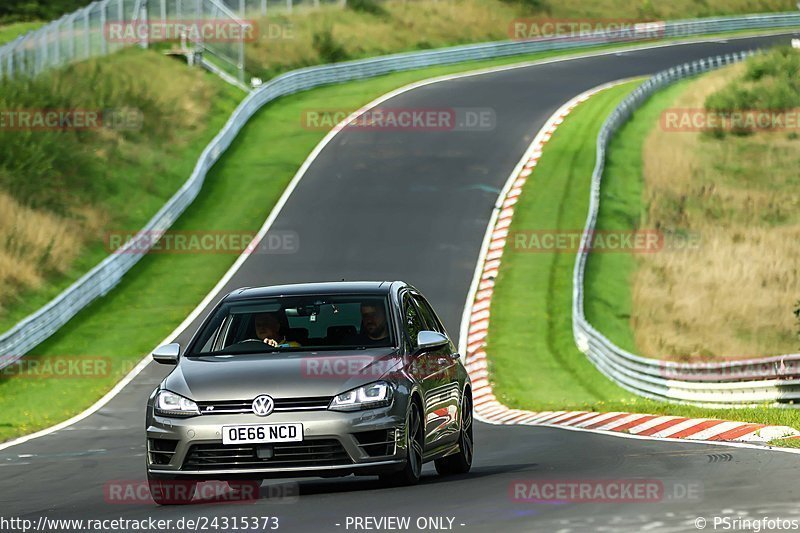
[{"left": 264, "top": 338, "right": 279, "bottom": 347}]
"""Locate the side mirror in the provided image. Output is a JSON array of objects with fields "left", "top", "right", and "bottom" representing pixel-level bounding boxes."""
[
  {"left": 152, "top": 343, "right": 180, "bottom": 365},
  {"left": 414, "top": 331, "right": 448, "bottom": 355}
]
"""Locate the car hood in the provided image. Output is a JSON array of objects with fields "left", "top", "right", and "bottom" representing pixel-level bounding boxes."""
[{"left": 164, "top": 348, "right": 402, "bottom": 401}]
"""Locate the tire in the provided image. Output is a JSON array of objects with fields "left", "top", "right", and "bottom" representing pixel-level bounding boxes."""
[
  {"left": 380, "top": 401, "right": 424, "bottom": 486},
  {"left": 434, "top": 391, "right": 473, "bottom": 476},
  {"left": 148, "top": 474, "right": 197, "bottom": 505}
]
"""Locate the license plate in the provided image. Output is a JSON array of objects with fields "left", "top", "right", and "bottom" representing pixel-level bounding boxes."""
[{"left": 222, "top": 423, "right": 303, "bottom": 445}]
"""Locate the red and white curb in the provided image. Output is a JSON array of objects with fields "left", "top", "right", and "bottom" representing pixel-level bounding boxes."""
[{"left": 459, "top": 82, "right": 800, "bottom": 445}]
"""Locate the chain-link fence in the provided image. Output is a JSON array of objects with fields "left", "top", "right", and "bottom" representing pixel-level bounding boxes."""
[
  {"left": 0, "top": 0, "right": 250, "bottom": 81},
  {"left": 216, "top": 0, "right": 345, "bottom": 16}
]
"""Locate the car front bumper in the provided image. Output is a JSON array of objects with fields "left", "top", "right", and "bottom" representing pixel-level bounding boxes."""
[{"left": 146, "top": 404, "right": 406, "bottom": 479}]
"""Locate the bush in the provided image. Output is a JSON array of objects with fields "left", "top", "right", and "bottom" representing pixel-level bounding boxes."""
[
  {"left": 704, "top": 47, "right": 800, "bottom": 134},
  {"left": 312, "top": 28, "right": 349, "bottom": 64},
  {"left": 347, "top": 0, "right": 389, "bottom": 18},
  {"left": 0, "top": 0, "right": 86, "bottom": 23},
  {"left": 0, "top": 49, "right": 204, "bottom": 213},
  {"left": 498, "top": 0, "right": 550, "bottom": 12}
]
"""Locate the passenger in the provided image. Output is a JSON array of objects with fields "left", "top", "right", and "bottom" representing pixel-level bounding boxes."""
[{"left": 253, "top": 312, "right": 301, "bottom": 348}]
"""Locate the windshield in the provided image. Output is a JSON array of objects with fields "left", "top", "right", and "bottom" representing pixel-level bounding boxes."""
[{"left": 188, "top": 294, "right": 394, "bottom": 355}]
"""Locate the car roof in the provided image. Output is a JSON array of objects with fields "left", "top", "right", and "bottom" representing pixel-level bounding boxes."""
[{"left": 224, "top": 281, "right": 404, "bottom": 301}]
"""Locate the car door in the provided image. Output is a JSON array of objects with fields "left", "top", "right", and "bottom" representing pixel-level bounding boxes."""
[
  {"left": 412, "top": 292, "right": 461, "bottom": 445},
  {"left": 400, "top": 291, "right": 442, "bottom": 450}
]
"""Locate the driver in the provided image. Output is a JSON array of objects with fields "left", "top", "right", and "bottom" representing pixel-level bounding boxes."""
[
  {"left": 253, "top": 312, "right": 301, "bottom": 347},
  {"left": 355, "top": 302, "right": 389, "bottom": 345}
]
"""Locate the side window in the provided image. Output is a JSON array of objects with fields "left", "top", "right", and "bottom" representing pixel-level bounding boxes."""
[
  {"left": 413, "top": 294, "right": 444, "bottom": 334},
  {"left": 402, "top": 293, "right": 424, "bottom": 347}
]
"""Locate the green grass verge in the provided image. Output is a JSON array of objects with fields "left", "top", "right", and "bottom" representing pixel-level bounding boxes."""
[
  {"left": 0, "top": 48, "right": 244, "bottom": 333},
  {"left": 485, "top": 79, "right": 800, "bottom": 435},
  {"left": 768, "top": 438, "right": 800, "bottom": 448},
  {"left": 583, "top": 80, "right": 692, "bottom": 353},
  {"left": 0, "top": 21, "right": 42, "bottom": 45},
  {"left": 2, "top": 28, "right": 799, "bottom": 443}
]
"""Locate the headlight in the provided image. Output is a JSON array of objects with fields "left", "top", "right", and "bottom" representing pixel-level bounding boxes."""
[
  {"left": 154, "top": 390, "right": 200, "bottom": 417},
  {"left": 329, "top": 381, "right": 394, "bottom": 411}
]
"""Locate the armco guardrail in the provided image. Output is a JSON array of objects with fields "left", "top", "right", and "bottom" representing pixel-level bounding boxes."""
[
  {"left": 1, "top": 13, "right": 799, "bottom": 372},
  {"left": 572, "top": 51, "right": 800, "bottom": 407}
]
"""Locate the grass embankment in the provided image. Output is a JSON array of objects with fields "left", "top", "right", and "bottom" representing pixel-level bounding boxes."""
[
  {"left": 243, "top": 0, "right": 798, "bottom": 79},
  {"left": 0, "top": 21, "right": 43, "bottom": 45},
  {"left": 485, "top": 78, "right": 800, "bottom": 435},
  {"left": 0, "top": 49, "right": 243, "bottom": 332},
  {"left": 587, "top": 48, "right": 800, "bottom": 362}
]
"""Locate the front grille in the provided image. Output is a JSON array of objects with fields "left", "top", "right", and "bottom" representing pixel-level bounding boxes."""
[
  {"left": 182, "top": 440, "right": 352, "bottom": 470},
  {"left": 354, "top": 429, "right": 397, "bottom": 457},
  {"left": 148, "top": 438, "right": 179, "bottom": 465},
  {"left": 196, "top": 396, "right": 332, "bottom": 415}
]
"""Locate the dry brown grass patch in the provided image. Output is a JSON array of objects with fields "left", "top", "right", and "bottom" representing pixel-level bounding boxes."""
[{"left": 635, "top": 65, "right": 800, "bottom": 361}]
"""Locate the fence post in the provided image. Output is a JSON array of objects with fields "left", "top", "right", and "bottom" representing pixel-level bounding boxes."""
[
  {"left": 67, "top": 13, "right": 75, "bottom": 60},
  {"left": 239, "top": 30, "right": 245, "bottom": 83},
  {"left": 5, "top": 38, "right": 22, "bottom": 78},
  {"left": 239, "top": 0, "right": 245, "bottom": 16},
  {"left": 261, "top": 0, "right": 267, "bottom": 15},
  {"left": 53, "top": 19, "right": 62, "bottom": 65},
  {"left": 139, "top": 0, "right": 149, "bottom": 49},
  {"left": 19, "top": 34, "right": 31, "bottom": 76},
  {"left": 40, "top": 25, "right": 48, "bottom": 72},
  {"left": 160, "top": 0, "right": 167, "bottom": 22},
  {"left": 83, "top": 7, "right": 91, "bottom": 59},
  {"left": 195, "top": 0, "right": 203, "bottom": 50},
  {"left": 100, "top": 1, "right": 108, "bottom": 54}
]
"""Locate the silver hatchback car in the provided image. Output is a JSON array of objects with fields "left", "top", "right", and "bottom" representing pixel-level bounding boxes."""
[{"left": 145, "top": 281, "right": 473, "bottom": 504}]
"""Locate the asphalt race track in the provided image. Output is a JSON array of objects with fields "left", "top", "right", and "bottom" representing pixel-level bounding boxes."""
[{"left": 2, "top": 34, "right": 800, "bottom": 532}]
